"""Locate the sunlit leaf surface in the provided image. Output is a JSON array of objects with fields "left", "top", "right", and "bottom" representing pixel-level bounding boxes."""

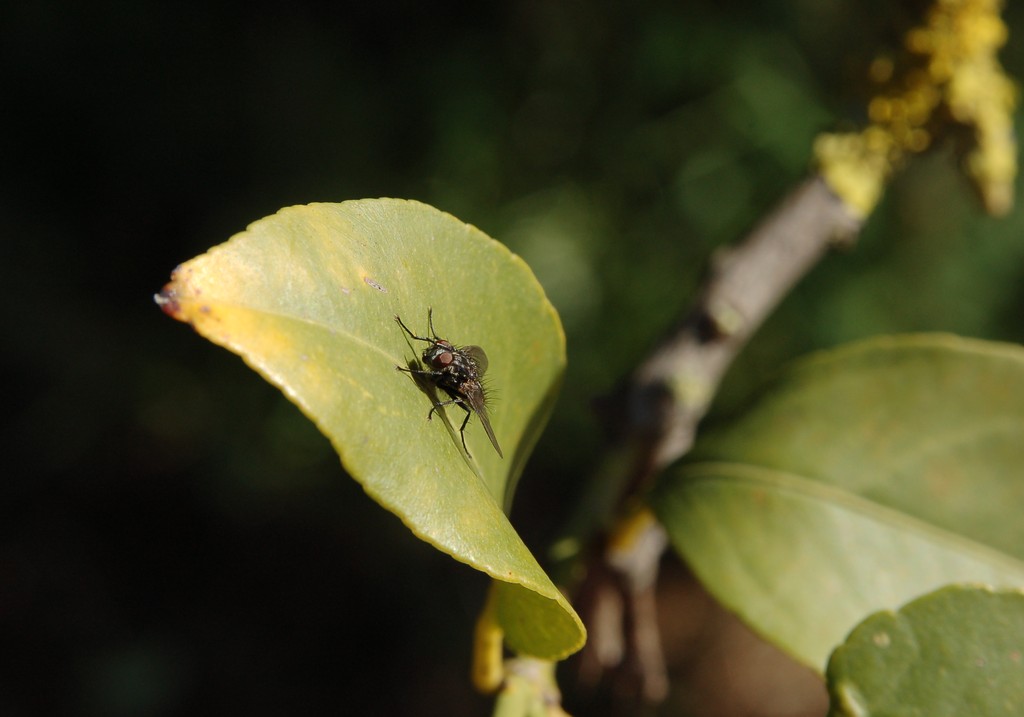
[{"left": 158, "top": 199, "right": 584, "bottom": 659}]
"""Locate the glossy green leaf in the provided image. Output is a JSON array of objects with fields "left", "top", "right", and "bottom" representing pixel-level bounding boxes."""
[
  {"left": 157, "top": 199, "right": 584, "bottom": 659},
  {"left": 826, "top": 585, "right": 1024, "bottom": 717},
  {"left": 652, "top": 334, "right": 1024, "bottom": 669}
]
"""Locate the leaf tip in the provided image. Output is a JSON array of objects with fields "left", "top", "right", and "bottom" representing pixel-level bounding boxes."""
[{"left": 154, "top": 285, "right": 184, "bottom": 321}]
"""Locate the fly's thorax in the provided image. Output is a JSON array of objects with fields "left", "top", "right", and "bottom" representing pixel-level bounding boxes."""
[{"left": 426, "top": 343, "right": 483, "bottom": 386}]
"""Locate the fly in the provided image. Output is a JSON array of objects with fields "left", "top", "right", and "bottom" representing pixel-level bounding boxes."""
[{"left": 395, "top": 308, "right": 503, "bottom": 458}]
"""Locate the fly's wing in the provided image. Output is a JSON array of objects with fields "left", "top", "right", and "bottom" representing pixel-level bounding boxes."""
[
  {"left": 464, "top": 346, "right": 488, "bottom": 376},
  {"left": 462, "top": 380, "right": 503, "bottom": 458}
]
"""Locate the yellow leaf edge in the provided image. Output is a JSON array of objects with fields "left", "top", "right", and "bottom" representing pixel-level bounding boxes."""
[{"left": 156, "top": 199, "right": 587, "bottom": 660}]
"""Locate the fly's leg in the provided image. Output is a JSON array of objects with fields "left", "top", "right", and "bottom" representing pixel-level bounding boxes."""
[
  {"left": 426, "top": 307, "right": 439, "bottom": 339},
  {"left": 456, "top": 406, "right": 472, "bottom": 456},
  {"left": 396, "top": 365, "right": 440, "bottom": 378},
  {"left": 394, "top": 315, "right": 432, "bottom": 343},
  {"left": 397, "top": 365, "right": 462, "bottom": 422},
  {"left": 427, "top": 396, "right": 465, "bottom": 421},
  {"left": 397, "top": 366, "right": 447, "bottom": 419},
  {"left": 395, "top": 311, "right": 440, "bottom": 343},
  {"left": 426, "top": 397, "right": 473, "bottom": 457}
]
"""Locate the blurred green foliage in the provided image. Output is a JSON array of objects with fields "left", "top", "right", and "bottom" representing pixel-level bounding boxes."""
[{"left": 3, "top": 1, "right": 1024, "bottom": 715}]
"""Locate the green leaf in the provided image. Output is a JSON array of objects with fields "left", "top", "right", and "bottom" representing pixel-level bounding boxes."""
[
  {"left": 826, "top": 585, "right": 1024, "bottom": 717},
  {"left": 651, "top": 334, "right": 1024, "bottom": 669},
  {"left": 157, "top": 199, "right": 584, "bottom": 659}
]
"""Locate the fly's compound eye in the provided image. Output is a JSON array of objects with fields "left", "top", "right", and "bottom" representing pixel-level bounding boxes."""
[{"left": 436, "top": 351, "right": 454, "bottom": 366}]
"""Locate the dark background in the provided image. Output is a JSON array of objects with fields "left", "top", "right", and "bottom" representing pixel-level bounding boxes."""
[{"left": 4, "top": 2, "right": 1024, "bottom": 715}]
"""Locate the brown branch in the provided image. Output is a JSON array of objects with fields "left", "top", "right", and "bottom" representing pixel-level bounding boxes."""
[
  {"left": 573, "top": 174, "right": 863, "bottom": 702},
  {"left": 563, "top": 2, "right": 1017, "bottom": 704},
  {"left": 627, "top": 175, "right": 861, "bottom": 474}
]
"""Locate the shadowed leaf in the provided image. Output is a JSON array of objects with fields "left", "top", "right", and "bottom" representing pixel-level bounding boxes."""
[
  {"left": 826, "top": 585, "right": 1024, "bottom": 716},
  {"left": 653, "top": 335, "right": 1024, "bottom": 668}
]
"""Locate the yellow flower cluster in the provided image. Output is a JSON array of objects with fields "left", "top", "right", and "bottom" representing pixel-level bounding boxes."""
[{"left": 816, "top": 0, "right": 1017, "bottom": 217}]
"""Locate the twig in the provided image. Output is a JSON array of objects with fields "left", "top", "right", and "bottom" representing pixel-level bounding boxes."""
[
  {"left": 566, "top": 1, "right": 1018, "bottom": 701},
  {"left": 574, "top": 175, "right": 863, "bottom": 701}
]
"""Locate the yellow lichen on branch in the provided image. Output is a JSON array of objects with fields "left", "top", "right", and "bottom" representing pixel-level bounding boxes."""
[{"left": 815, "top": 0, "right": 1017, "bottom": 217}]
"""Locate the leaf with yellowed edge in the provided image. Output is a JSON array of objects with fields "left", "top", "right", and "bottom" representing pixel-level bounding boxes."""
[{"left": 156, "top": 199, "right": 584, "bottom": 660}]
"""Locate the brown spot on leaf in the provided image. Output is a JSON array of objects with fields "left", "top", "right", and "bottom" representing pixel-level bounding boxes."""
[{"left": 363, "top": 276, "right": 387, "bottom": 292}]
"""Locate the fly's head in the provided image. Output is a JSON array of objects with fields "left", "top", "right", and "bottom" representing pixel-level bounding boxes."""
[
  {"left": 422, "top": 339, "right": 457, "bottom": 371},
  {"left": 427, "top": 341, "right": 482, "bottom": 386}
]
